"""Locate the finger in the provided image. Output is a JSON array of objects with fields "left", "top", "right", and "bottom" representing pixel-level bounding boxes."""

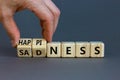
[
  {"left": 44, "top": 0, "right": 60, "bottom": 33},
  {"left": 26, "top": 1, "right": 54, "bottom": 42},
  {"left": 2, "top": 14, "right": 20, "bottom": 47}
]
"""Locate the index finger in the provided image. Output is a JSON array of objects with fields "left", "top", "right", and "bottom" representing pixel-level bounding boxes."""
[{"left": 26, "top": 1, "right": 54, "bottom": 42}]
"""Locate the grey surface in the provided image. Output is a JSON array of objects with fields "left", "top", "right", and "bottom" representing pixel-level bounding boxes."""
[{"left": 0, "top": 0, "right": 120, "bottom": 80}]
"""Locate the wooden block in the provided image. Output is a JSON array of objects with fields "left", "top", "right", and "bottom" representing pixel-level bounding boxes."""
[
  {"left": 62, "top": 42, "right": 75, "bottom": 57},
  {"left": 75, "top": 42, "right": 90, "bottom": 57},
  {"left": 32, "top": 39, "right": 46, "bottom": 57},
  {"left": 47, "top": 42, "right": 61, "bottom": 57},
  {"left": 90, "top": 42, "right": 104, "bottom": 57},
  {"left": 17, "top": 38, "right": 32, "bottom": 57}
]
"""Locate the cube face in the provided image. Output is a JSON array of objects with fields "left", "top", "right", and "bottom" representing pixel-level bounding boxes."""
[
  {"left": 76, "top": 42, "right": 90, "bottom": 57},
  {"left": 62, "top": 42, "right": 75, "bottom": 57},
  {"left": 47, "top": 42, "right": 61, "bottom": 57},
  {"left": 90, "top": 42, "right": 104, "bottom": 57},
  {"left": 32, "top": 39, "right": 46, "bottom": 57},
  {"left": 17, "top": 38, "right": 32, "bottom": 57}
]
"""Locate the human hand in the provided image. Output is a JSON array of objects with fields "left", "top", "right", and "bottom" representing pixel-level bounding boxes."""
[{"left": 0, "top": 0, "right": 60, "bottom": 47}]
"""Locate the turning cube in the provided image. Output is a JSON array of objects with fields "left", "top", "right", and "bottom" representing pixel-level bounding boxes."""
[
  {"left": 62, "top": 42, "right": 75, "bottom": 57},
  {"left": 17, "top": 38, "right": 32, "bottom": 57},
  {"left": 32, "top": 39, "right": 47, "bottom": 57},
  {"left": 75, "top": 42, "right": 90, "bottom": 57},
  {"left": 90, "top": 42, "right": 104, "bottom": 57},
  {"left": 47, "top": 42, "right": 61, "bottom": 57}
]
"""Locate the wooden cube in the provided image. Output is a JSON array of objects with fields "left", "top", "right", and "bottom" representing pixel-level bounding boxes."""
[
  {"left": 62, "top": 42, "right": 75, "bottom": 57},
  {"left": 32, "top": 39, "right": 46, "bottom": 57},
  {"left": 17, "top": 38, "right": 32, "bottom": 57},
  {"left": 75, "top": 42, "right": 90, "bottom": 57},
  {"left": 90, "top": 42, "right": 104, "bottom": 57},
  {"left": 47, "top": 42, "right": 61, "bottom": 57}
]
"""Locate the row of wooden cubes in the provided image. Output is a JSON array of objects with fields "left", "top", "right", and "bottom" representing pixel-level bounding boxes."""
[{"left": 17, "top": 38, "right": 104, "bottom": 58}]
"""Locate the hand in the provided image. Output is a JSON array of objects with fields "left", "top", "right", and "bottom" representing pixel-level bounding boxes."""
[{"left": 0, "top": 0, "right": 60, "bottom": 47}]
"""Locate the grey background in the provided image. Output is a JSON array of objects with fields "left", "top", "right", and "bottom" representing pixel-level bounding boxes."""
[{"left": 0, "top": 0, "right": 120, "bottom": 80}]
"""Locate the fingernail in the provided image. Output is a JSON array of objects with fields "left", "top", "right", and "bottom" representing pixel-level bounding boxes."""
[{"left": 11, "top": 40, "right": 18, "bottom": 48}]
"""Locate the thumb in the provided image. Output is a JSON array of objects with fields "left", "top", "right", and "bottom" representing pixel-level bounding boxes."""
[{"left": 2, "top": 14, "right": 20, "bottom": 47}]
